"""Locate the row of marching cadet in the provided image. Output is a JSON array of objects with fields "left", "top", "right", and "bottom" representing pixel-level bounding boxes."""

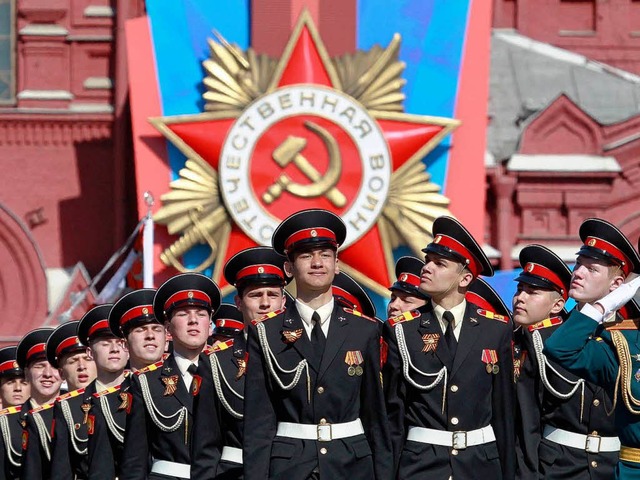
[{"left": 1, "top": 208, "right": 640, "bottom": 480}]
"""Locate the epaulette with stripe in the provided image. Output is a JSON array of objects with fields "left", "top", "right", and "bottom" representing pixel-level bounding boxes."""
[
  {"left": 29, "top": 401, "right": 55, "bottom": 414},
  {"left": 343, "top": 307, "right": 377, "bottom": 323},
  {"left": 0, "top": 405, "right": 21, "bottom": 416},
  {"left": 206, "top": 338, "right": 234, "bottom": 355},
  {"left": 56, "top": 388, "right": 85, "bottom": 402},
  {"left": 250, "top": 308, "right": 284, "bottom": 326},
  {"left": 528, "top": 316, "right": 563, "bottom": 332},
  {"left": 92, "top": 385, "right": 121, "bottom": 398},
  {"left": 135, "top": 360, "right": 164, "bottom": 375},
  {"left": 477, "top": 309, "right": 509, "bottom": 324},
  {"left": 388, "top": 310, "right": 421, "bottom": 327},
  {"left": 606, "top": 319, "right": 640, "bottom": 331}
]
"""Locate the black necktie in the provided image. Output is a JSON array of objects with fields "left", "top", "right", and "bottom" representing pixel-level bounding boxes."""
[
  {"left": 443, "top": 310, "right": 457, "bottom": 356},
  {"left": 311, "top": 311, "right": 326, "bottom": 362},
  {"left": 187, "top": 363, "right": 198, "bottom": 375}
]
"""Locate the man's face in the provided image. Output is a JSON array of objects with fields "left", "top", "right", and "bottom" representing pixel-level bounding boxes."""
[
  {"left": 0, "top": 376, "right": 30, "bottom": 407},
  {"left": 236, "top": 285, "right": 285, "bottom": 322},
  {"left": 166, "top": 307, "right": 211, "bottom": 353},
  {"left": 88, "top": 337, "right": 129, "bottom": 375},
  {"left": 419, "top": 253, "right": 472, "bottom": 298},
  {"left": 569, "top": 255, "right": 623, "bottom": 303},
  {"left": 285, "top": 248, "right": 339, "bottom": 293},
  {"left": 58, "top": 350, "right": 96, "bottom": 391},
  {"left": 512, "top": 283, "right": 564, "bottom": 326},
  {"left": 25, "top": 359, "right": 62, "bottom": 400},
  {"left": 126, "top": 323, "right": 166, "bottom": 368},
  {"left": 387, "top": 290, "right": 427, "bottom": 318}
]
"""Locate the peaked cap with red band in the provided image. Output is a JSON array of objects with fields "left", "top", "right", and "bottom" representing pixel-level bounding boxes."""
[
  {"left": 272, "top": 209, "right": 346, "bottom": 256},
  {"left": 423, "top": 216, "right": 493, "bottom": 278},
  {"left": 466, "top": 277, "right": 512, "bottom": 321},
  {"left": 577, "top": 218, "right": 640, "bottom": 276},
  {"left": 332, "top": 271, "right": 376, "bottom": 318},
  {"left": 212, "top": 303, "right": 245, "bottom": 338},
  {"left": 224, "top": 247, "right": 290, "bottom": 291},
  {"left": 108, "top": 288, "right": 159, "bottom": 338},
  {"left": 389, "top": 256, "right": 429, "bottom": 300},
  {"left": 515, "top": 245, "right": 572, "bottom": 301},
  {"left": 0, "top": 346, "right": 23, "bottom": 379},
  {"left": 46, "top": 321, "right": 85, "bottom": 368},
  {"left": 154, "top": 273, "right": 221, "bottom": 323},
  {"left": 78, "top": 304, "right": 114, "bottom": 346},
  {"left": 16, "top": 327, "right": 54, "bottom": 369}
]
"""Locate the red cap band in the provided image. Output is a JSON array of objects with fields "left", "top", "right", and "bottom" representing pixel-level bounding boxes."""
[
  {"left": 432, "top": 234, "right": 482, "bottom": 277},
  {"left": 584, "top": 236, "right": 632, "bottom": 275},
  {"left": 523, "top": 262, "right": 568, "bottom": 299},
  {"left": 397, "top": 272, "right": 420, "bottom": 287},
  {"left": 120, "top": 305, "right": 154, "bottom": 327},
  {"left": 215, "top": 319, "right": 244, "bottom": 331},
  {"left": 88, "top": 320, "right": 110, "bottom": 338},
  {"left": 55, "top": 336, "right": 83, "bottom": 358},
  {"left": 26, "top": 343, "right": 46, "bottom": 362},
  {"left": 284, "top": 228, "right": 336, "bottom": 252},
  {"left": 236, "top": 264, "right": 284, "bottom": 283},
  {"left": 465, "top": 292, "right": 495, "bottom": 312},
  {"left": 164, "top": 290, "right": 211, "bottom": 312},
  {"left": 332, "top": 286, "right": 362, "bottom": 311},
  {"left": 0, "top": 360, "right": 18, "bottom": 373}
]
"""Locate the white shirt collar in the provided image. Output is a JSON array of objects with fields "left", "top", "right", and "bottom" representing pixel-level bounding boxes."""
[{"left": 296, "top": 298, "right": 334, "bottom": 327}]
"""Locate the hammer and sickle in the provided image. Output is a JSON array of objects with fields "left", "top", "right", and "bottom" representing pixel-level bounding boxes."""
[{"left": 262, "top": 121, "right": 347, "bottom": 208}]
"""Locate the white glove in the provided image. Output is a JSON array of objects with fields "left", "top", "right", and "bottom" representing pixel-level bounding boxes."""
[{"left": 590, "top": 274, "right": 640, "bottom": 322}]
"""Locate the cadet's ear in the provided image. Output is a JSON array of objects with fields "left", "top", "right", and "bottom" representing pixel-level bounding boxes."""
[{"left": 458, "top": 269, "right": 474, "bottom": 288}]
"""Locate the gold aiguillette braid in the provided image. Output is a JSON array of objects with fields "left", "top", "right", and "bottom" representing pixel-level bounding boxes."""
[{"left": 610, "top": 330, "right": 640, "bottom": 414}]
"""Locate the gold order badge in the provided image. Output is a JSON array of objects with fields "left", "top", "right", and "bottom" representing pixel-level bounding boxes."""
[{"left": 150, "top": 12, "right": 459, "bottom": 297}]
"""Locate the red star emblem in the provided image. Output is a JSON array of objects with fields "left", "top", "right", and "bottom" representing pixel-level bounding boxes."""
[{"left": 151, "top": 12, "right": 457, "bottom": 296}]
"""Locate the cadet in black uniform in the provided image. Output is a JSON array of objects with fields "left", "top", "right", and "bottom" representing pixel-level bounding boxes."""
[
  {"left": 76, "top": 304, "right": 129, "bottom": 480},
  {"left": 383, "top": 216, "right": 515, "bottom": 480},
  {"left": 387, "top": 256, "right": 429, "bottom": 318},
  {"left": 543, "top": 219, "right": 640, "bottom": 479},
  {"left": 87, "top": 289, "right": 164, "bottom": 480},
  {"left": 511, "top": 244, "right": 620, "bottom": 479},
  {"left": 17, "top": 327, "right": 62, "bottom": 480},
  {"left": 0, "top": 346, "right": 30, "bottom": 479},
  {"left": 47, "top": 320, "right": 97, "bottom": 480},
  {"left": 120, "top": 274, "right": 222, "bottom": 480},
  {"left": 243, "top": 209, "right": 393, "bottom": 480},
  {"left": 192, "top": 246, "right": 289, "bottom": 480}
]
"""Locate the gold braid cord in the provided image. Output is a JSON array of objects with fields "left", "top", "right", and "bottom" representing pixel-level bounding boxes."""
[{"left": 610, "top": 330, "right": 640, "bottom": 414}]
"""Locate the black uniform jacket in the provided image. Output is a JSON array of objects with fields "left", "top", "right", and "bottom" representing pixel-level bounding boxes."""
[
  {"left": 191, "top": 334, "right": 242, "bottom": 479},
  {"left": 516, "top": 316, "right": 617, "bottom": 480},
  {"left": 87, "top": 375, "right": 131, "bottom": 480},
  {"left": 20, "top": 398, "right": 55, "bottom": 480},
  {"left": 120, "top": 354, "right": 199, "bottom": 480},
  {"left": 0, "top": 406, "right": 24, "bottom": 479},
  {"left": 50, "top": 385, "right": 95, "bottom": 480},
  {"left": 382, "top": 302, "right": 515, "bottom": 480},
  {"left": 243, "top": 304, "right": 393, "bottom": 480}
]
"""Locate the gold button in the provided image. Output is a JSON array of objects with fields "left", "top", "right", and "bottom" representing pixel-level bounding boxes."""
[
  {"left": 591, "top": 461, "right": 598, "bottom": 468},
  {"left": 591, "top": 431, "right": 598, "bottom": 436},
  {"left": 593, "top": 399, "right": 600, "bottom": 407},
  {"left": 317, "top": 386, "right": 325, "bottom": 394},
  {"left": 320, "top": 447, "right": 327, "bottom": 455},
  {"left": 451, "top": 417, "right": 459, "bottom": 425},
  {"left": 450, "top": 385, "right": 458, "bottom": 392},
  {"left": 451, "top": 449, "right": 458, "bottom": 456},
  {"left": 320, "top": 418, "right": 326, "bottom": 424}
]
